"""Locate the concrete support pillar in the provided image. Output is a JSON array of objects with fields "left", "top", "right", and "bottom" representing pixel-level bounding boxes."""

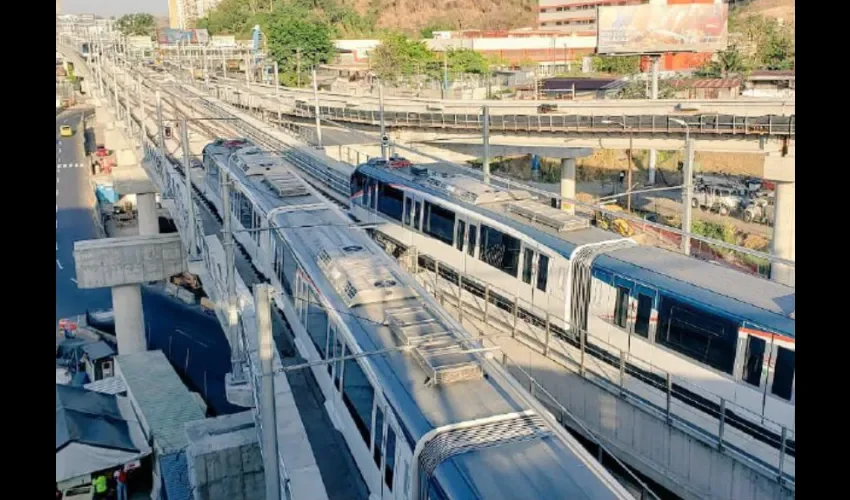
[
  {"left": 137, "top": 192, "right": 159, "bottom": 236},
  {"left": 647, "top": 149, "right": 657, "bottom": 185},
  {"left": 112, "top": 284, "right": 146, "bottom": 354},
  {"left": 560, "top": 157, "right": 576, "bottom": 214},
  {"left": 770, "top": 181, "right": 795, "bottom": 287}
]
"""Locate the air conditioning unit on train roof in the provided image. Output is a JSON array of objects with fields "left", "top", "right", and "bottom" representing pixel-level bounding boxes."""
[
  {"left": 314, "top": 232, "right": 418, "bottom": 308},
  {"left": 422, "top": 172, "right": 531, "bottom": 206}
]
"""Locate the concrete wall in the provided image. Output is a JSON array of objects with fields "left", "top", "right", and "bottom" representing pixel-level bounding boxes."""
[
  {"left": 507, "top": 360, "right": 793, "bottom": 500},
  {"left": 186, "top": 411, "right": 265, "bottom": 500}
]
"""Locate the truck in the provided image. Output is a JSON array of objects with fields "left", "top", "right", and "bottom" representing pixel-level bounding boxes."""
[{"left": 691, "top": 184, "right": 746, "bottom": 216}]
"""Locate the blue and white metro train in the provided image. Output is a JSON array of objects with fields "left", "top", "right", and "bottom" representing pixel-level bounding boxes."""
[
  {"left": 348, "top": 162, "right": 796, "bottom": 452},
  {"left": 201, "top": 138, "right": 636, "bottom": 500}
]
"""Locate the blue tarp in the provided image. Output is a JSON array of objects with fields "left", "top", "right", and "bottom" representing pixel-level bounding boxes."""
[{"left": 95, "top": 185, "right": 119, "bottom": 204}]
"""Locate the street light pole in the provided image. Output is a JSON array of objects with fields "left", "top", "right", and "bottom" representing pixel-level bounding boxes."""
[
  {"left": 482, "top": 105, "right": 491, "bottom": 185},
  {"left": 180, "top": 117, "right": 197, "bottom": 259}
]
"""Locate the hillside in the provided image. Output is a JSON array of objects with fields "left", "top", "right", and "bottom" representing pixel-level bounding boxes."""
[
  {"left": 340, "top": 0, "right": 537, "bottom": 34},
  {"left": 734, "top": 0, "right": 795, "bottom": 26}
]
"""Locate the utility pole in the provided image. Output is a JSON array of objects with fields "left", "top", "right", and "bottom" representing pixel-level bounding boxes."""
[
  {"left": 312, "top": 67, "right": 323, "bottom": 148},
  {"left": 648, "top": 55, "right": 660, "bottom": 185},
  {"left": 123, "top": 73, "right": 131, "bottom": 132},
  {"left": 137, "top": 77, "right": 146, "bottom": 154},
  {"left": 180, "top": 117, "right": 197, "bottom": 259},
  {"left": 681, "top": 136, "right": 694, "bottom": 256},
  {"left": 155, "top": 91, "right": 167, "bottom": 184},
  {"left": 245, "top": 53, "right": 251, "bottom": 86},
  {"left": 626, "top": 135, "right": 633, "bottom": 212},
  {"left": 203, "top": 45, "right": 209, "bottom": 89},
  {"left": 255, "top": 284, "right": 280, "bottom": 500},
  {"left": 273, "top": 60, "right": 281, "bottom": 124},
  {"left": 378, "top": 78, "right": 387, "bottom": 160},
  {"left": 296, "top": 48, "right": 302, "bottom": 88},
  {"left": 442, "top": 50, "right": 448, "bottom": 100},
  {"left": 482, "top": 105, "right": 491, "bottom": 184},
  {"left": 222, "top": 172, "right": 245, "bottom": 383}
]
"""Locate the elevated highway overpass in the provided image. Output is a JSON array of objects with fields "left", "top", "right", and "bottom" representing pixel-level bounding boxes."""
[{"left": 211, "top": 77, "right": 796, "bottom": 117}]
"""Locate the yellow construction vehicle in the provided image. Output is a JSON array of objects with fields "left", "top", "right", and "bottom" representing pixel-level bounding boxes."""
[{"left": 594, "top": 203, "right": 634, "bottom": 237}]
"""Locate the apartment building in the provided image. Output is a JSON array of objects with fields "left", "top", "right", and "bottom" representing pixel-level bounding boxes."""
[
  {"left": 538, "top": 0, "right": 724, "bottom": 34},
  {"left": 168, "top": 0, "right": 221, "bottom": 29}
]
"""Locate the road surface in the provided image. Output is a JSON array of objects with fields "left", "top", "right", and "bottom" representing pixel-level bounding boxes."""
[
  {"left": 55, "top": 106, "right": 242, "bottom": 414},
  {"left": 55, "top": 107, "right": 111, "bottom": 326}
]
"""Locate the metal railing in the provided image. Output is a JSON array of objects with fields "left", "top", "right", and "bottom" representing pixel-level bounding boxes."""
[
  {"left": 291, "top": 103, "right": 795, "bottom": 137},
  {"left": 400, "top": 249, "right": 795, "bottom": 488},
  {"left": 98, "top": 70, "right": 295, "bottom": 499}
]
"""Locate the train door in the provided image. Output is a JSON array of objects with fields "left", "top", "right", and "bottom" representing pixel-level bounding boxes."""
[
  {"left": 628, "top": 284, "right": 657, "bottom": 360},
  {"left": 518, "top": 243, "right": 538, "bottom": 308},
  {"left": 454, "top": 216, "right": 468, "bottom": 273},
  {"left": 737, "top": 323, "right": 794, "bottom": 425},
  {"left": 374, "top": 405, "right": 411, "bottom": 500},
  {"left": 402, "top": 193, "right": 416, "bottom": 248}
]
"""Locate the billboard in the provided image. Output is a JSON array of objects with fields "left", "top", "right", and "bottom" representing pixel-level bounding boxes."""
[
  {"left": 597, "top": 3, "right": 728, "bottom": 55},
  {"left": 156, "top": 28, "right": 210, "bottom": 46}
]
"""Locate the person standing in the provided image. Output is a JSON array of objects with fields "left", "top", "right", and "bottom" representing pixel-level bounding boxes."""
[
  {"left": 92, "top": 473, "right": 107, "bottom": 499},
  {"left": 114, "top": 467, "right": 128, "bottom": 500}
]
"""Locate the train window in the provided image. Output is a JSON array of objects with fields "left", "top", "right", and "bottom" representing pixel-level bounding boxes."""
[
  {"left": 428, "top": 479, "right": 449, "bottom": 500},
  {"left": 657, "top": 296, "right": 738, "bottom": 375},
  {"left": 342, "top": 357, "right": 375, "bottom": 446},
  {"left": 239, "top": 195, "right": 253, "bottom": 229},
  {"left": 614, "top": 286, "right": 630, "bottom": 328},
  {"left": 423, "top": 201, "right": 456, "bottom": 245},
  {"left": 305, "top": 288, "right": 329, "bottom": 359},
  {"left": 479, "top": 225, "right": 522, "bottom": 277},
  {"left": 413, "top": 201, "right": 422, "bottom": 231},
  {"left": 280, "top": 239, "right": 297, "bottom": 298},
  {"left": 633, "top": 294, "right": 652, "bottom": 338},
  {"left": 377, "top": 183, "right": 404, "bottom": 222},
  {"left": 351, "top": 172, "right": 364, "bottom": 197},
  {"left": 742, "top": 336, "right": 766, "bottom": 387},
  {"left": 522, "top": 249, "right": 534, "bottom": 284},
  {"left": 404, "top": 197, "right": 413, "bottom": 226},
  {"left": 326, "top": 325, "right": 335, "bottom": 362},
  {"left": 384, "top": 427, "right": 396, "bottom": 490},
  {"left": 771, "top": 347, "right": 795, "bottom": 400},
  {"left": 537, "top": 254, "right": 549, "bottom": 292},
  {"left": 334, "top": 340, "right": 344, "bottom": 390},
  {"left": 455, "top": 220, "right": 466, "bottom": 251},
  {"left": 373, "top": 406, "right": 384, "bottom": 468},
  {"left": 467, "top": 224, "right": 477, "bottom": 257}
]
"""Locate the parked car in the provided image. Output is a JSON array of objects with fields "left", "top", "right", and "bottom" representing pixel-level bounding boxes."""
[{"left": 743, "top": 193, "right": 775, "bottom": 225}]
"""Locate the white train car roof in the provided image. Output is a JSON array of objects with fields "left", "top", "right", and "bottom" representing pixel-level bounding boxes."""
[{"left": 205, "top": 139, "right": 634, "bottom": 499}]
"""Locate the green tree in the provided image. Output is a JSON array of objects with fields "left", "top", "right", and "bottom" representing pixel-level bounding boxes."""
[
  {"left": 446, "top": 49, "right": 489, "bottom": 75},
  {"left": 695, "top": 45, "right": 747, "bottom": 78},
  {"left": 592, "top": 55, "right": 639, "bottom": 75},
  {"left": 264, "top": 7, "right": 335, "bottom": 87},
  {"left": 196, "top": 0, "right": 257, "bottom": 36},
  {"left": 614, "top": 79, "right": 676, "bottom": 99},
  {"left": 370, "top": 33, "right": 433, "bottom": 81},
  {"left": 115, "top": 13, "right": 156, "bottom": 37}
]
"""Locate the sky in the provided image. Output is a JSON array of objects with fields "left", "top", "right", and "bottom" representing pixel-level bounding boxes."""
[{"left": 61, "top": 0, "right": 169, "bottom": 17}]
